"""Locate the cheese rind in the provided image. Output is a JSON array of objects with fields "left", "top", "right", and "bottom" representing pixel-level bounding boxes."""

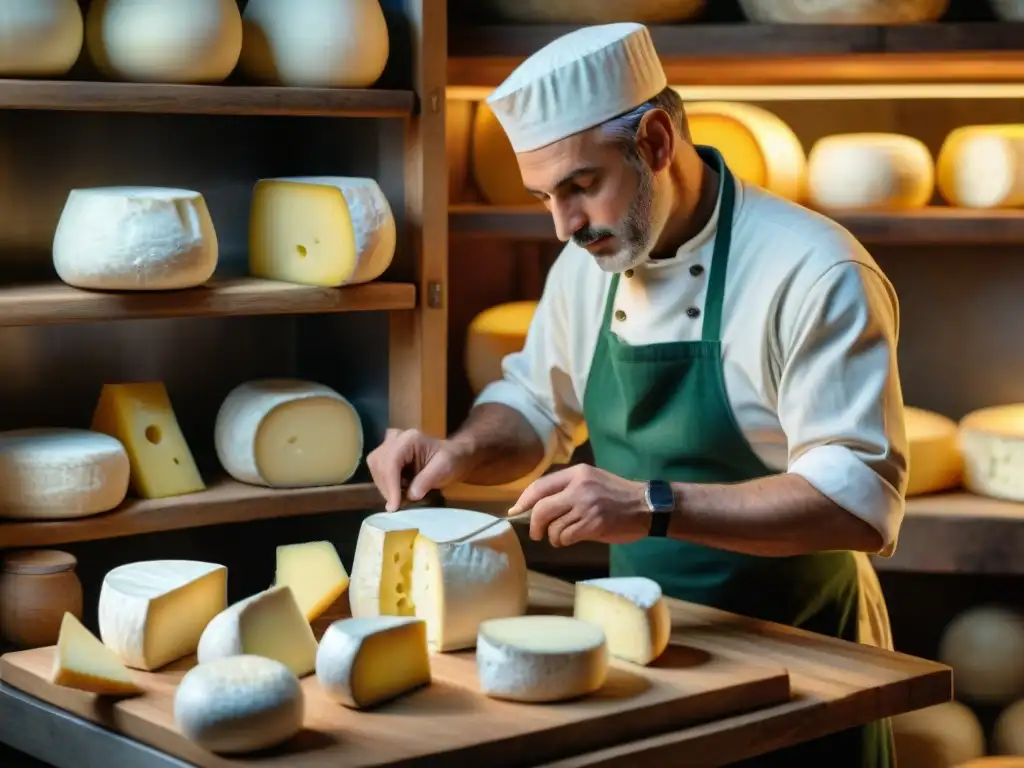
[
  {"left": 476, "top": 615, "right": 609, "bottom": 703},
  {"left": 937, "top": 124, "right": 1024, "bottom": 209},
  {"left": 98, "top": 560, "right": 227, "bottom": 671},
  {"left": 197, "top": 585, "right": 319, "bottom": 677},
  {"left": 53, "top": 187, "right": 218, "bottom": 291},
  {"left": 959, "top": 404, "right": 1024, "bottom": 502},
  {"left": 316, "top": 616, "right": 431, "bottom": 709},
  {"left": 905, "top": 406, "right": 963, "bottom": 496},
  {"left": 573, "top": 576, "right": 671, "bottom": 666},
  {"left": 471, "top": 102, "right": 537, "bottom": 206},
  {"left": 174, "top": 655, "right": 303, "bottom": 755},
  {"left": 51, "top": 612, "right": 141, "bottom": 695},
  {"left": 0, "top": 428, "right": 129, "bottom": 520},
  {"left": 350, "top": 507, "right": 529, "bottom": 652},
  {"left": 0, "top": 0, "right": 83, "bottom": 77},
  {"left": 275, "top": 541, "right": 350, "bottom": 621}
]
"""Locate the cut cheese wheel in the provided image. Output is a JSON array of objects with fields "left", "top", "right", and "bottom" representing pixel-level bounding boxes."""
[
  {"left": 0, "top": 0, "right": 83, "bottom": 77},
  {"left": 937, "top": 125, "right": 1024, "bottom": 209},
  {"left": 275, "top": 541, "right": 349, "bottom": 621},
  {"left": 215, "top": 379, "right": 363, "bottom": 488},
  {"left": 573, "top": 577, "right": 671, "bottom": 666},
  {"left": 476, "top": 615, "right": 609, "bottom": 703},
  {"left": 197, "top": 585, "right": 319, "bottom": 677},
  {"left": 904, "top": 406, "right": 963, "bottom": 496},
  {"left": 686, "top": 102, "right": 806, "bottom": 201},
  {"left": 239, "top": 0, "right": 389, "bottom": 88},
  {"left": 993, "top": 698, "right": 1024, "bottom": 756},
  {"left": 316, "top": 616, "right": 431, "bottom": 709},
  {"left": 938, "top": 606, "right": 1024, "bottom": 705},
  {"left": 891, "top": 701, "right": 985, "bottom": 768},
  {"left": 98, "top": 560, "right": 227, "bottom": 671},
  {"left": 174, "top": 655, "right": 303, "bottom": 755},
  {"left": 53, "top": 187, "right": 218, "bottom": 291},
  {"left": 51, "top": 612, "right": 141, "bottom": 696},
  {"left": 0, "top": 428, "right": 129, "bottom": 520},
  {"left": 807, "top": 133, "right": 934, "bottom": 211},
  {"left": 471, "top": 102, "right": 537, "bottom": 206},
  {"left": 249, "top": 177, "right": 396, "bottom": 287},
  {"left": 349, "top": 507, "right": 529, "bottom": 652},
  {"left": 85, "top": 0, "right": 241, "bottom": 84},
  {"left": 738, "top": 0, "right": 950, "bottom": 24},
  {"left": 959, "top": 404, "right": 1024, "bottom": 502}
]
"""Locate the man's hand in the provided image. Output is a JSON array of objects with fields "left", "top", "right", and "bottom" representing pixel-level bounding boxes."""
[
  {"left": 510, "top": 465, "right": 651, "bottom": 547},
  {"left": 367, "top": 429, "right": 477, "bottom": 512}
]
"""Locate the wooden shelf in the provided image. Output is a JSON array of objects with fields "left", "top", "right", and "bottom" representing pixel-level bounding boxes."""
[
  {"left": 0, "top": 79, "right": 415, "bottom": 117},
  {"left": 449, "top": 204, "right": 1024, "bottom": 246},
  {"left": 0, "top": 279, "right": 416, "bottom": 327},
  {"left": 0, "top": 478, "right": 384, "bottom": 550}
]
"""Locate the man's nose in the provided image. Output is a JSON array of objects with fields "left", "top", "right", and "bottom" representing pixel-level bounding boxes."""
[{"left": 551, "top": 201, "right": 586, "bottom": 243}]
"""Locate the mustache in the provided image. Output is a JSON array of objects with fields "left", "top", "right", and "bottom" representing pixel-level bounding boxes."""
[{"left": 572, "top": 226, "right": 617, "bottom": 247}]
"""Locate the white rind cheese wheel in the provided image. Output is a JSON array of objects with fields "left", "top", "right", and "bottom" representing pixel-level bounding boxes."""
[
  {"left": 98, "top": 560, "right": 227, "bottom": 671},
  {"left": 807, "top": 133, "right": 935, "bottom": 211},
  {"left": 476, "top": 615, "right": 609, "bottom": 703},
  {"left": 0, "top": 428, "right": 129, "bottom": 520},
  {"left": 938, "top": 606, "right": 1024, "bottom": 705},
  {"left": 0, "top": 0, "right": 83, "bottom": 77},
  {"left": 685, "top": 102, "right": 807, "bottom": 201},
  {"left": 197, "top": 585, "right": 319, "bottom": 678},
  {"left": 51, "top": 612, "right": 141, "bottom": 696},
  {"left": 891, "top": 700, "right": 985, "bottom": 768},
  {"left": 738, "top": 0, "right": 949, "bottom": 24},
  {"left": 937, "top": 125, "right": 1024, "bottom": 209},
  {"left": 573, "top": 576, "right": 671, "bottom": 666},
  {"left": 85, "top": 0, "right": 241, "bottom": 84},
  {"left": 249, "top": 177, "right": 396, "bottom": 288},
  {"left": 481, "top": 0, "right": 704, "bottom": 23},
  {"left": 959, "top": 404, "right": 1024, "bottom": 502},
  {"left": 349, "top": 507, "right": 529, "bottom": 652},
  {"left": 53, "top": 187, "right": 219, "bottom": 291},
  {"left": 316, "top": 616, "right": 431, "bottom": 709},
  {"left": 174, "top": 655, "right": 303, "bottom": 755},
  {"left": 471, "top": 102, "right": 537, "bottom": 206},
  {"left": 993, "top": 698, "right": 1024, "bottom": 755},
  {"left": 904, "top": 406, "right": 963, "bottom": 496},
  {"left": 239, "top": 0, "right": 389, "bottom": 88},
  {"left": 215, "top": 379, "right": 363, "bottom": 488}
]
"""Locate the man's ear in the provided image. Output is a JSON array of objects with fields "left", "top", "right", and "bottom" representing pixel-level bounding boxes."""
[{"left": 635, "top": 109, "right": 675, "bottom": 173}]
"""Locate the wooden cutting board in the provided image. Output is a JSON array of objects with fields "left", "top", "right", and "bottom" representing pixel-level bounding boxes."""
[{"left": 0, "top": 630, "right": 790, "bottom": 767}]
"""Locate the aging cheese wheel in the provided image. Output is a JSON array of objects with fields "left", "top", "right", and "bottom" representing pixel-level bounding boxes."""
[
  {"left": 959, "top": 404, "right": 1024, "bottom": 501},
  {"left": 0, "top": 0, "right": 83, "bottom": 77},
  {"left": 471, "top": 102, "right": 536, "bottom": 206},
  {"left": 937, "top": 125, "right": 1024, "bottom": 209},
  {"left": 85, "top": 0, "right": 241, "bottom": 84},
  {"left": 993, "top": 698, "right": 1024, "bottom": 756},
  {"left": 480, "top": 0, "right": 705, "bottom": 24},
  {"left": 686, "top": 102, "right": 807, "bottom": 201},
  {"left": 738, "top": 0, "right": 950, "bottom": 24},
  {"left": 892, "top": 701, "right": 985, "bottom": 768},
  {"left": 938, "top": 606, "right": 1024, "bottom": 705},
  {"left": 904, "top": 406, "right": 963, "bottom": 496},
  {"left": 807, "top": 133, "right": 935, "bottom": 211}
]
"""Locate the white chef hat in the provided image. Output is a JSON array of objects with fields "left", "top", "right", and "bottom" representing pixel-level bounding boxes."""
[{"left": 486, "top": 23, "right": 668, "bottom": 154}]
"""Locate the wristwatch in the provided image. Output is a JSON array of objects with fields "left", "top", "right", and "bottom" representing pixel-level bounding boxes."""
[{"left": 644, "top": 480, "right": 674, "bottom": 537}]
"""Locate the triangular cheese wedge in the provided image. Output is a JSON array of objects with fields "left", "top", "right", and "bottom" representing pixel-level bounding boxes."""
[
  {"left": 275, "top": 541, "right": 349, "bottom": 621},
  {"left": 51, "top": 612, "right": 141, "bottom": 695}
]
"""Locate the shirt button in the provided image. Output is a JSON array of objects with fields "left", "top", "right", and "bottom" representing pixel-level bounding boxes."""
[
  {"left": 624, "top": 269, "right": 634, "bottom": 278},
  {"left": 614, "top": 309, "right": 627, "bottom": 322},
  {"left": 689, "top": 264, "right": 704, "bottom": 277},
  {"left": 686, "top": 307, "right": 701, "bottom": 318}
]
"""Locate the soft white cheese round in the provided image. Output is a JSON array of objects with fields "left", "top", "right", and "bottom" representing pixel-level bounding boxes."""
[
  {"left": 52, "top": 187, "right": 219, "bottom": 291},
  {"left": 0, "top": 0, "right": 83, "bottom": 77},
  {"left": 174, "top": 655, "right": 304, "bottom": 755}
]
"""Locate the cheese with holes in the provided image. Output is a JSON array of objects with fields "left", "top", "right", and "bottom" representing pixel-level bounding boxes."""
[
  {"left": 807, "top": 133, "right": 934, "bottom": 211},
  {"left": 174, "top": 655, "right": 303, "bottom": 755},
  {"left": 249, "top": 177, "right": 396, "bottom": 287},
  {"left": 905, "top": 406, "right": 963, "bottom": 496},
  {"left": 53, "top": 187, "right": 218, "bottom": 291},
  {"left": 891, "top": 701, "right": 985, "bottom": 768},
  {"left": 98, "top": 560, "right": 227, "bottom": 671},
  {"left": 471, "top": 102, "right": 537, "bottom": 206},
  {"left": 937, "top": 124, "right": 1024, "bottom": 209},
  {"left": 215, "top": 379, "right": 363, "bottom": 488},
  {"left": 737, "top": 0, "right": 950, "bottom": 24},
  {"left": 275, "top": 540, "right": 349, "bottom": 621},
  {"left": 0, "top": 0, "right": 83, "bottom": 77},
  {"left": 85, "top": 0, "right": 241, "bottom": 84},
  {"left": 476, "top": 615, "right": 608, "bottom": 702},
  {"left": 197, "top": 586, "right": 319, "bottom": 677},
  {"left": 939, "top": 606, "right": 1024, "bottom": 704},
  {"left": 0, "top": 428, "right": 129, "bottom": 520},
  {"left": 239, "top": 0, "right": 389, "bottom": 88},
  {"left": 573, "top": 576, "right": 671, "bottom": 666},
  {"left": 316, "top": 616, "right": 431, "bottom": 709},
  {"left": 91, "top": 382, "right": 204, "bottom": 499},
  {"left": 686, "top": 101, "right": 807, "bottom": 201},
  {"left": 349, "top": 507, "right": 528, "bottom": 652},
  {"left": 51, "top": 612, "right": 141, "bottom": 695},
  {"left": 959, "top": 404, "right": 1024, "bottom": 502}
]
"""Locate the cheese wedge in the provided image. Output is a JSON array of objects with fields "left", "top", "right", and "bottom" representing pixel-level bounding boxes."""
[
  {"left": 51, "top": 612, "right": 141, "bottom": 695},
  {"left": 573, "top": 576, "right": 671, "bottom": 666},
  {"left": 275, "top": 540, "right": 349, "bottom": 621}
]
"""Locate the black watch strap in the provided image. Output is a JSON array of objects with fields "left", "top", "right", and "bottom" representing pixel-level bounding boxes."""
[{"left": 646, "top": 480, "right": 674, "bottom": 537}]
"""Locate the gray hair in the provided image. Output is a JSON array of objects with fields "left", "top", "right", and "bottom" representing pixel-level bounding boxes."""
[{"left": 597, "top": 87, "right": 688, "bottom": 163}]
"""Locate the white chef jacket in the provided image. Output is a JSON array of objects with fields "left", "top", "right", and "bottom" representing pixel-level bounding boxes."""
[{"left": 474, "top": 177, "right": 908, "bottom": 649}]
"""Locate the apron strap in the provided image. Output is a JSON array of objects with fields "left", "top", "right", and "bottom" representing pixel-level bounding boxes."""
[
  {"left": 600, "top": 272, "right": 621, "bottom": 332},
  {"left": 697, "top": 147, "right": 736, "bottom": 344}
]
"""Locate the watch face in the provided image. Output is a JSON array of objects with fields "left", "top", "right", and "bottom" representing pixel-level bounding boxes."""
[{"left": 649, "top": 481, "right": 673, "bottom": 512}]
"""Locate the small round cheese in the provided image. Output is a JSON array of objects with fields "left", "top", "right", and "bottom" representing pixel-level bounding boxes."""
[
  {"left": 891, "top": 700, "right": 985, "bottom": 768},
  {"left": 480, "top": 0, "right": 705, "bottom": 23},
  {"left": 0, "top": 428, "right": 129, "bottom": 520},
  {"left": 937, "top": 125, "right": 1024, "bottom": 209},
  {"left": 471, "top": 102, "right": 536, "bottom": 206},
  {"left": 239, "top": 0, "right": 389, "bottom": 88},
  {"left": 737, "top": 0, "right": 950, "bottom": 24},
  {"left": 904, "top": 406, "right": 963, "bottom": 496},
  {"left": 0, "top": 0, "right": 83, "bottom": 77},
  {"left": 173, "top": 655, "right": 303, "bottom": 755},
  {"left": 993, "top": 698, "right": 1024, "bottom": 756},
  {"left": 53, "top": 187, "right": 219, "bottom": 291},
  {"left": 476, "top": 615, "right": 608, "bottom": 703},
  {"left": 959, "top": 404, "right": 1024, "bottom": 502},
  {"left": 938, "top": 606, "right": 1024, "bottom": 705}
]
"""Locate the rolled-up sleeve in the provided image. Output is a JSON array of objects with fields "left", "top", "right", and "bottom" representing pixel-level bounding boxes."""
[{"left": 779, "top": 260, "right": 908, "bottom": 556}]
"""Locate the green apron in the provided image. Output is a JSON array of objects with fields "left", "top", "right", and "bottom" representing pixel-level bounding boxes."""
[{"left": 581, "top": 147, "right": 894, "bottom": 767}]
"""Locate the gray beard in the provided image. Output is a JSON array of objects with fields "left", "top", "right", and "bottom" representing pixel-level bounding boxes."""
[{"left": 572, "top": 161, "right": 656, "bottom": 274}]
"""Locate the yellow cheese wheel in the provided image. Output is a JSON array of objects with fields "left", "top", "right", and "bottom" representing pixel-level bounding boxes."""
[
  {"left": 738, "top": 0, "right": 950, "bottom": 24},
  {"left": 939, "top": 606, "right": 1024, "bottom": 705},
  {"left": 937, "top": 125, "right": 1024, "bottom": 209},
  {"left": 892, "top": 701, "right": 985, "bottom": 768},
  {"left": 958, "top": 404, "right": 1024, "bottom": 502},
  {"left": 685, "top": 102, "right": 806, "bottom": 201},
  {"left": 470, "top": 102, "right": 536, "bottom": 207},
  {"left": 904, "top": 406, "right": 963, "bottom": 496},
  {"left": 481, "top": 0, "right": 705, "bottom": 23},
  {"left": 993, "top": 699, "right": 1024, "bottom": 756},
  {"left": 0, "top": 0, "right": 83, "bottom": 77}
]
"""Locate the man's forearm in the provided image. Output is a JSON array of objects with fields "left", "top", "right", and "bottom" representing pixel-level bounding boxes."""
[
  {"left": 668, "top": 473, "right": 885, "bottom": 557},
  {"left": 450, "top": 403, "right": 547, "bottom": 486}
]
